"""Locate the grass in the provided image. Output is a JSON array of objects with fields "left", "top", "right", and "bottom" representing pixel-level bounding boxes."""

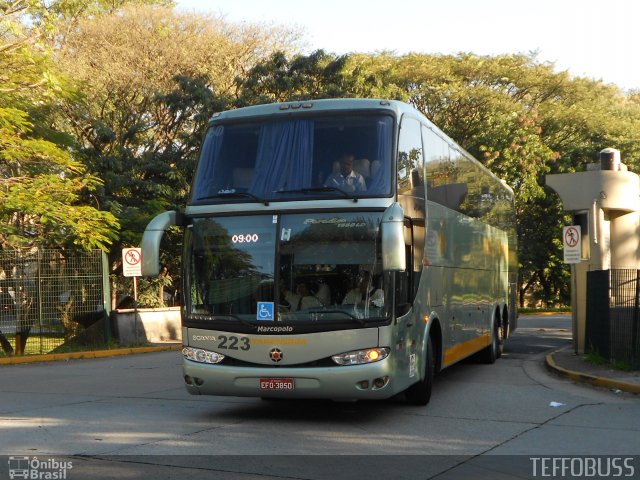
[
  {"left": 0, "top": 334, "right": 65, "bottom": 357},
  {"left": 584, "top": 350, "right": 635, "bottom": 372},
  {"left": 49, "top": 339, "right": 124, "bottom": 354},
  {"left": 0, "top": 334, "right": 133, "bottom": 357},
  {"left": 519, "top": 307, "right": 571, "bottom": 314}
]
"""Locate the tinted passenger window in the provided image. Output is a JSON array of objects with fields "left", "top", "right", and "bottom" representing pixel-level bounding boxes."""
[
  {"left": 397, "top": 117, "right": 424, "bottom": 197},
  {"left": 423, "top": 124, "right": 513, "bottom": 230},
  {"left": 423, "top": 125, "right": 465, "bottom": 211}
]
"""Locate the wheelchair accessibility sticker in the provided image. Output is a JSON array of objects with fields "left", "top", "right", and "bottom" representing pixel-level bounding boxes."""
[{"left": 256, "top": 302, "right": 275, "bottom": 321}]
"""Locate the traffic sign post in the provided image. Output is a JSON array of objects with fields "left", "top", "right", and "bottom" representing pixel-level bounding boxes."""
[
  {"left": 122, "top": 248, "right": 143, "bottom": 343},
  {"left": 122, "top": 247, "right": 142, "bottom": 301},
  {"left": 563, "top": 225, "right": 581, "bottom": 264}
]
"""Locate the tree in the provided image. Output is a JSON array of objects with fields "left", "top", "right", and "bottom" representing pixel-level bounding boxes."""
[
  {"left": 0, "top": 108, "right": 119, "bottom": 249},
  {"left": 236, "top": 49, "right": 406, "bottom": 106},
  {"left": 50, "top": 5, "right": 300, "bottom": 305},
  {"left": 0, "top": 0, "right": 119, "bottom": 250},
  {"left": 0, "top": 0, "right": 121, "bottom": 353}
]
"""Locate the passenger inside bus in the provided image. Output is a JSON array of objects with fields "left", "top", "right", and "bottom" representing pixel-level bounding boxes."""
[
  {"left": 280, "top": 285, "right": 299, "bottom": 312},
  {"left": 295, "top": 283, "right": 323, "bottom": 310},
  {"left": 342, "top": 270, "right": 384, "bottom": 307},
  {"left": 314, "top": 278, "right": 331, "bottom": 306},
  {"left": 323, "top": 153, "right": 367, "bottom": 192}
]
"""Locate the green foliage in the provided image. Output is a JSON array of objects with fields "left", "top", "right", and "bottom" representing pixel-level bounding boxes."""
[
  {"left": 584, "top": 350, "right": 634, "bottom": 372},
  {"left": 235, "top": 49, "right": 406, "bottom": 106},
  {"left": 0, "top": 5, "right": 120, "bottom": 252},
  {"left": 136, "top": 275, "right": 171, "bottom": 308},
  {"left": 51, "top": 5, "right": 291, "bottom": 272},
  {"left": 116, "top": 273, "right": 173, "bottom": 308},
  {"left": 516, "top": 193, "right": 570, "bottom": 306},
  {"left": 236, "top": 50, "right": 350, "bottom": 105},
  {"left": 4, "top": 2, "right": 640, "bottom": 308},
  {"left": 0, "top": 111, "right": 119, "bottom": 248},
  {"left": 518, "top": 307, "right": 571, "bottom": 314}
]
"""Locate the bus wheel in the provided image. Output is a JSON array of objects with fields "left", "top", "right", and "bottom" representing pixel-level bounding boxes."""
[
  {"left": 405, "top": 336, "right": 435, "bottom": 406},
  {"left": 479, "top": 318, "right": 501, "bottom": 364}
]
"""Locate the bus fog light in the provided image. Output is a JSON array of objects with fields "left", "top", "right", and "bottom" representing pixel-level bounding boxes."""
[
  {"left": 357, "top": 380, "right": 370, "bottom": 389},
  {"left": 372, "top": 376, "right": 389, "bottom": 389},
  {"left": 332, "top": 347, "right": 390, "bottom": 365},
  {"left": 182, "top": 346, "right": 225, "bottom": 364},
  {"left": 184, "top": 375, "right": 193, "bottom": 385}
]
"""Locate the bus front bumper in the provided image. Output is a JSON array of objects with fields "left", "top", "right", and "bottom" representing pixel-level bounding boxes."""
[{"left": 182, "top": 358, "right": 397, "bottom": 400}]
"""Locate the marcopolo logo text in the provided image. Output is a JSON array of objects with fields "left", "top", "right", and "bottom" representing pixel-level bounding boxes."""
[{"left": 256, "top": 325, "right": 294, "bottom": 333}]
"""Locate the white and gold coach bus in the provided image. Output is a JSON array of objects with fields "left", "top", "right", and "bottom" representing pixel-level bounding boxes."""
[{"left": 142, "top": 98, "right": 518, "bottom": 405}]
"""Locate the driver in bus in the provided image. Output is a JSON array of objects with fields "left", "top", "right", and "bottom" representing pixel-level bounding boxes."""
[
  {"left": 324, "top": 153, "right": 367, "bottom": 192},
  {"left": 342, "top": 270, "right": 384, "bottom": 307}
]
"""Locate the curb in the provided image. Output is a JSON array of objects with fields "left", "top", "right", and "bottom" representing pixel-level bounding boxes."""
[
  {"left": 520, "top": 311, "right": 572, "bottom": 317},
  {"left": 545, "top": 349, "right": 640, "bottom": 395},
  {"left": 0, "top": 344, "right": 182, "bottom": 366}
]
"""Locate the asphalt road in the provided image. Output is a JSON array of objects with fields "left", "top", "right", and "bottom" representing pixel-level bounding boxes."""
[{"left": 1, "top": 314, "right": 638, "bottom": 479}]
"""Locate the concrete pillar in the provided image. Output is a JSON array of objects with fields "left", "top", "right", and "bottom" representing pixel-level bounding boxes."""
[
  {"left": 610, "top": 211, "right": 640, "bottom": 269},
  {"left": 546, "top": 149, "right": 640, "bottom": 353}
]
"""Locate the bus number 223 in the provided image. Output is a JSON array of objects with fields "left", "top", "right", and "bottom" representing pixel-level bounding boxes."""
[{"left": 217, "top": 335, "right": 250, "bottom": 351}]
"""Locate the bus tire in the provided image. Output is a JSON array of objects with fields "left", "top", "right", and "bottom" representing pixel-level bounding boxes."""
[
  {"left": 479, "top": 318, "right": 501, "bottom": 364},
  {"left": 405, "top": 335, "right": 435, "bottom": 406}
]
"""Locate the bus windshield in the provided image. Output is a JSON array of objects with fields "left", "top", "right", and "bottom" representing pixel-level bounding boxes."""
[
  {"left": 185, "top": 212, "right": 391, "bottom": 325},
  {"left": 190, "top": 114, "right": 393, "bottom": 203}
]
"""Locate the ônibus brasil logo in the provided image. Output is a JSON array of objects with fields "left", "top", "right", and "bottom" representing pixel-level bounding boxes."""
[{"left": 8, "top": 456, "right": 73, "bottom": 479}]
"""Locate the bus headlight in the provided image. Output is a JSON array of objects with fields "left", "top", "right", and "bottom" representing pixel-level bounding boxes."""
[
  {"left": 182, "top": 346, "right": 225, "bottom": 364},
  {"left": 331, "top": 347, "right": 390, "bottom": 366}
]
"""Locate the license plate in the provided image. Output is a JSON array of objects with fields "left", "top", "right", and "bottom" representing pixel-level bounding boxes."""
[{"left": 259, "top": 378, "right": 295, "bottom": 390}]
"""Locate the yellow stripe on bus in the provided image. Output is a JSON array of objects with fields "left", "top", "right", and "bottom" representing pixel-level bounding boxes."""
[
  {"left": 443, "top": 334, "right": 491, "bottom": 367},
  {"left": 251, "top": 338, "right": 308, "bottom": 345}
]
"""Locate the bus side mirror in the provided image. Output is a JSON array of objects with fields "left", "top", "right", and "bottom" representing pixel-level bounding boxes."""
[
  {"left": 381, "top": 203, "right": 406, "bottom": 272},
  {"left": 141, "top": 210, "right": 178, "bottom": 276}
]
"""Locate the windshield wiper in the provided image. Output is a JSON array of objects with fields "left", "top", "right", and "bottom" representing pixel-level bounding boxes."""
[
  {"left": 197, "top": 192, "right": 269, "bottom": 206},
  {"left": 306, "top": 309, "right": 366, "bottom": 325},
  {"left": 275, "top": 187, "right": 358, "bottom": 203},
  {"left": 208, "top": 314, "right": 255, "bottom": 328}
]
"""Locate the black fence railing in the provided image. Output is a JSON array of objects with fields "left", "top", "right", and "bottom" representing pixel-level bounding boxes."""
[
  {"left": 0, "top": 249, "right": 109, "bottom": 357},
  {"left": 586, "top": 269, "right": 640, "bottom": 369}
]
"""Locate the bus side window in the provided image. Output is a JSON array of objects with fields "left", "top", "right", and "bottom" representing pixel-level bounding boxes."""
[{"left": 397, "top": 117, "right": 423, "bottom": 197}]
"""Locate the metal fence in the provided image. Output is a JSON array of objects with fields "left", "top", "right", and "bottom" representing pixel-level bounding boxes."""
[
  {"left": 586, "top": 269, "right": 640, "bottom": 369},
  {"left": 0, "top": 249, "right": 110, "bottom": 357}
]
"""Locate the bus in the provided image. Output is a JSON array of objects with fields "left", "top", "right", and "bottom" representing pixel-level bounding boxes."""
[{"left": 141, "top": 98, "right": 518, "bottom": 405}]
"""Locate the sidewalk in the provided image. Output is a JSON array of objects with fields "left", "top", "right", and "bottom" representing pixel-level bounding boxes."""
[
  {"left": 546, "top": 346, "right": 640, "bottom": 394},
  {"left": 0, "top": 343, "right": 181, "bottom": 365}
]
